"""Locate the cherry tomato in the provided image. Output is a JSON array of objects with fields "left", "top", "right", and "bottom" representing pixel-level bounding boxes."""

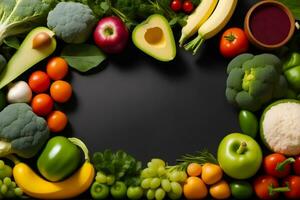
[
  {"left": 293, "top": 155, "right": 300, "bottom": 175},
  {"left": 263, "top": 153, "right": 294, "bottom": 178},
  {"left": 31, "top": 94, "right": 54, "bottom": 116},
  {"left": 28, "top": 71, "right": 50, "bottom": 93},
  {"left": 50, "top": 80, "right": 72, "bottom": 103},
  {"left": 219, "top": 27, "right": 249, "bottom": 58},
  {"left": 170, "top": 0, "right": 182, "bottom": 12},
  {"left": 182, "top": 0, "right": 194, "bottom": 14},
  {"left": 282, "top": 176, "right": 300, "bottom": 199},
  {"left": 253, "top": 176, "right": 280, "bottom": 200},
  {"left": 47, "top": 111, "right": 68, "bottom": 132},
  {"left": 46, "top": 57, "right": 69, "bottom": 80}
]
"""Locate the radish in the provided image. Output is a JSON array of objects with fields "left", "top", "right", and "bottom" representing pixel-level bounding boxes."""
[{"left": 93, "top": 16, "right": 129, "bottom": 54}]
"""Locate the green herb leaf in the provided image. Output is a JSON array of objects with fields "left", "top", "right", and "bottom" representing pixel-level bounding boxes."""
[
  {"left": 278, "top": 0, "right": 300, "bottom": 20},
  {"left": 61, "top": 44, "right": 106, "bottom": 73},
  {"left": 171, "top": 149, "right": 218, "bottom": 171},
  {"left": 3, "top": 37, "right": 20, "bottom": 50},
  {"left": 92, "top": 150, "right": 142, "bottom": 185}
]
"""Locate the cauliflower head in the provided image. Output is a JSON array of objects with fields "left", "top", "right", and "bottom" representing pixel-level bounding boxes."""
[{"left": 47, "top": 2, "right": 97, "bottom": 44}]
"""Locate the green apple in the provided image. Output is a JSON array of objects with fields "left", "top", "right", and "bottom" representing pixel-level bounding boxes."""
[
  {"left": 217, "top": 133, "right": 262, "bottom": 179},
  {"left": 110, "top": 181, "right": 127, "bottom": 199},
  {"left": 90, "top": 182, "right": 109, "bottom": 200},
  {"left": 127, "top": 186, "right": 143, "bottom": 200}
]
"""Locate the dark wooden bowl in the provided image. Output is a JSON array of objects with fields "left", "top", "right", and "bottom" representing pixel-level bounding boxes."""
[{"left": 244, "top": 0, "right": 295, "bottom": 50}]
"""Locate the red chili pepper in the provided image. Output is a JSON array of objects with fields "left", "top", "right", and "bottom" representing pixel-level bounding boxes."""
[
  {"left": 293, "top": 155, "right": 300, "bottom": 175},
  {"left": 263, "top": 153, "right": 294, "bottom": 178},
  {"left": 282, "top": 176, "right": 300, "bottom": 199},
  {"left": 253, "top": 175, "right": 290, "bottom": 200}
]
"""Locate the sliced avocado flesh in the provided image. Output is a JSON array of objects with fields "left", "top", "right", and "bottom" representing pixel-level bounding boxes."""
[
  {"left": 0, "top": 27, "right": 56, "bottom": 89},
  {"left": 132, "top": 14, "right": 176, "bottom": 62}
]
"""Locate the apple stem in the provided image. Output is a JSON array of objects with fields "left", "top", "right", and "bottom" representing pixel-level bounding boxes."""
[
  {"left": 104, "top": 27, "right": 114, "bottom": 36},
  {"left": 237, "top": 142, "right": 247, "bottom": 154}
]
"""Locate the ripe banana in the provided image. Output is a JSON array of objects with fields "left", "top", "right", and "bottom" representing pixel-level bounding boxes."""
[
  {"left": 179, "top": 0, "right": 218, "bottom": 46},
  {"left": 185, "top": 0, "right": 238, "bottom": 54},
  {"left": 13, "top": 161, "right": 95, "bottom": 199}
]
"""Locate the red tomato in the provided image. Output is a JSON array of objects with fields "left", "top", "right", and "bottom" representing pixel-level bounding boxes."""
[
  {"left": 31, "top": 94, "right": 54, "bottom": 116},
  {"left": 47, "top": 111, "right": 68, "bottom": 132},
  {"left": 28, "top": 71, "right": 51, "bottom": 93},
  {"left": 170, "top": 0, "right": 182, "bottom": 12},
  {"left": 219, "top": 28, "right": 249, "bottom": 58},
  {"left": 283, "top": 176, "right": 300, "bottom": 199},
  {"left": 263, "top": 153, "right": 293, "bottom": 178},
  {"left": 182, "top": 0, "right": 194, "bottom": 14},
  {"left": 50, "top": 81, "right": 72, "bottom": 103},
  {"left": 46, "top": 57, "right": 69, "bottom": 80},
  {"left": 253, "top": 175, "right": 280, "bottom": 200},
  {"left": 293, "top": 155, "right": 300, "bottom": 175}
]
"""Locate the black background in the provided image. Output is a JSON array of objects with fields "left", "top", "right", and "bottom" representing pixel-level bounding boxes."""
[
  {"left": 67, "top": 0, "right": 257, "bottom": 163},
  {"left": 55, "top": 0, "right": 277, "bottom": 199},
  {"left": 51, "top": 0, "right": 286, "bottom": 199}
]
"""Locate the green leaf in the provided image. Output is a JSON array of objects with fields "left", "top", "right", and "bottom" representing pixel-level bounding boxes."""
[
  {"left": 278, "top": 0, "right": 300, "bottom": 20},
  {"left": 61, "top": 44, "right": 106, "bottom": 72},
  {"left": 3, "top": 37, "right": 20, "bottom": 50}
]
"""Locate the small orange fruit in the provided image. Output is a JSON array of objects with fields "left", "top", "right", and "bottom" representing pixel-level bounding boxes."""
[
  {"left": 187, "top": 163, "right": 202, "bottom": 177},
  {"left": 183, "top": 177, "right": 208, "bottom": 199}
]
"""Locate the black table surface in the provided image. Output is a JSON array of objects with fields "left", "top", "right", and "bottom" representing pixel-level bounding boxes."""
[
  {"left": 68, "top": 0, "right": 257, "bottom": 163},
  {"left": 56, "top": 0, "right": 278, "bottom": 199}
]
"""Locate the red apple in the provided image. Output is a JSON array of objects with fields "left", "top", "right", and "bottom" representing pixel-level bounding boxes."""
[{"left": 93, "top": 16, "right": 129, "bottom": 54}]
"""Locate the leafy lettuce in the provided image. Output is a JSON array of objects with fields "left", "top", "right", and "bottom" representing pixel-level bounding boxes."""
[{"left": 0, "top": 0, "right": 57, "bottom": 45}]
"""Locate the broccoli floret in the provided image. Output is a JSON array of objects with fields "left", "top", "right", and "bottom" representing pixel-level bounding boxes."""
[
  {"left": 0, "top": 55, "right": 6, "bottom": 74},
  {"left": 226, "top": 53, "right": 288, "bottom": 111},
  {"left": 47, "top": 2, "right": 97, "bottom": 44},
  {"left": 0, "top": 103, "right": 49, "bottom": 158}
]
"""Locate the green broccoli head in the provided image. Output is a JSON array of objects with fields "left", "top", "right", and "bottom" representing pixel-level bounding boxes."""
[
  {"left": 47, "top": 2, "right": 97, "bottom": 44},
  {"left": 0, "top": 103, "right": 49, "bottom": 158},
  {"left": 226, "top": 53, "right": 287, "bottom": 111}
]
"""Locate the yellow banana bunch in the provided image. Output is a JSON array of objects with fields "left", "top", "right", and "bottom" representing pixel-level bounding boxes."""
[
  {"left": 13, "top": 161, "right": 95, "bottom": 199},
  {"left": 184, "top": 0, "right": 238, "bottom": 55},
  {"left": 179, "top": 0, "right": 218, "bottom": 46}
]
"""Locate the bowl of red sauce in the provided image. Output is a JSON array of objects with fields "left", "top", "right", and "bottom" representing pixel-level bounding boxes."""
[{"left": 244, "top": 0, "right": 295, "bottom": 50}]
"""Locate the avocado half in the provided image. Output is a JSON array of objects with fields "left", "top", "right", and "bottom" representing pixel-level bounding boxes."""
[
  {"left": 0, "top": 27, "right": 56, "bottom": 89},
  {"left": 260, "top": 99, "right": 300, "bottom": 155},
  {"left": 132, "top": 14, "right": 176, "bottom": 62}
]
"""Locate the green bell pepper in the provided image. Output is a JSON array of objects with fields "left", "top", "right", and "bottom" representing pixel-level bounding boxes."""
[
  {"left": 283, "top": 52, "right": 300, "bottom": 91},
  {"left": 230, "top": 181, "right": 253, "bottom": 199},
  {"left": 37, "top": 136, "right": 83, "bottom": 182}
]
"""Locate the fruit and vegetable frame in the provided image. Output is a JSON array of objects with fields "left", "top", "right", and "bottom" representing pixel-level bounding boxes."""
[{"left": 0, "top": 0, "right": 299, "bottom": 199}]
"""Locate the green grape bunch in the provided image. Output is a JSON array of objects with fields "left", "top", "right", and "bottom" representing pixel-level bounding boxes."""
[
  {"left": 140, "top": 159, "right": 186, "bottom": 200},
  {"left": 0, "top": 160, "right": 23, "bottom": 199}
]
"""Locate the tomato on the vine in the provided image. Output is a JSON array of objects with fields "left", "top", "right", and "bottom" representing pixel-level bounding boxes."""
[
  {"left": 253, "top": 175, "right": 289, "bottom": 200},
  {"left": 28, "top": 71, "right": 50, "bottom": 93},
  {"left": 170, "top": 0, "right": 182, "bottom": 12},
  {"left": 31, "top": 93, "right": 54, "bottom": 116},
  {"left": 263, "top": 153, "right": 294, "bottom": 178},
  {"left": 282, "top": 176, "right": 300, "bottom": 199},
  {"left": 182, "top": 0, "right": 194, "bottom": 14},
  {"left": 294, "top": 155, "right": 300, "bottom": 175},
  {"left": 219, "top": 28, "right": 249, "bottom": 58}
]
